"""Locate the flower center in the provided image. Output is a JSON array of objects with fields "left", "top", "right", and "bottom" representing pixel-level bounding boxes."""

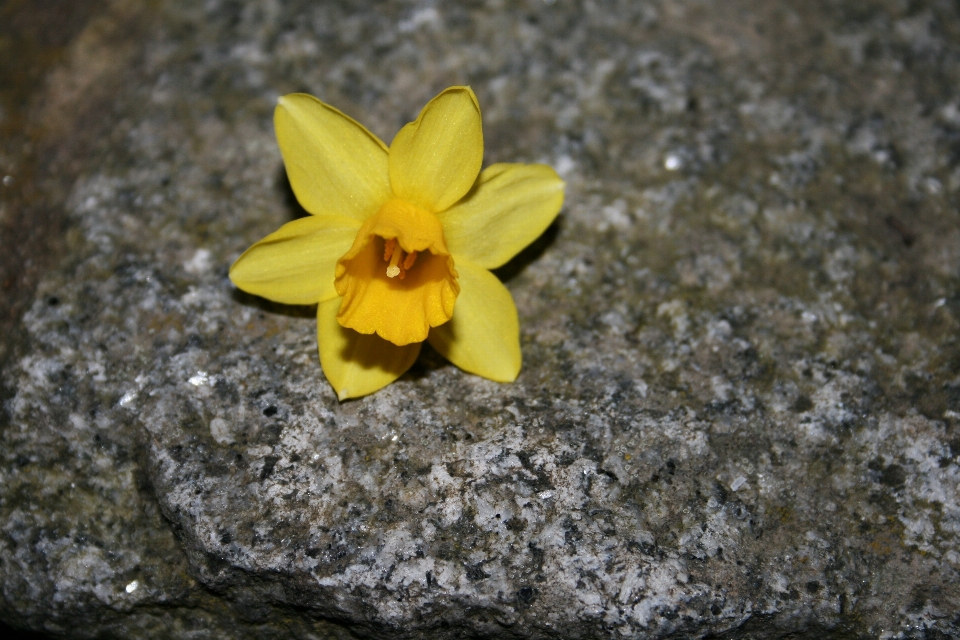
[
  {"left": 333, "top": 199, "right": 460, "bottom": 346},
  {"left": 383, "top": 238, "right": 418, "bottom": 279}
]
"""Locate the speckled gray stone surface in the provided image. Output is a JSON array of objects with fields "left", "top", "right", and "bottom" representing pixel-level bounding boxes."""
[{"left": 3, "top": 0, "right": 960, "bottom": 638}]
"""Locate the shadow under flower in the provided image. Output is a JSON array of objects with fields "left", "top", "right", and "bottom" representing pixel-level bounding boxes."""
[
  {"left": 230, "top": 287, "right": 316, "bottom": 319},
  {"left": 491, "top": 215, "right": 562, "bottom": 284}
]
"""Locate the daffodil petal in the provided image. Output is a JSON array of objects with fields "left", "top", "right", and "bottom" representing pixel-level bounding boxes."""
[
  {"left": 427, "top": 261, "right": 520, "bottom": 382},
  {"left": 439, "top": 163, "right": 565, "bottom": 269},
  {"left": 230, "top": 215, "right": 360, "bottom": 305},
  {"left": 275, "top": 94, "right": 391, "bottom": 221},
  {"left": 317, "top": 298, "right": 422, "bottom": 400},
  {"left": 389, "top": 87, "right": 483, "bottom": 213}
]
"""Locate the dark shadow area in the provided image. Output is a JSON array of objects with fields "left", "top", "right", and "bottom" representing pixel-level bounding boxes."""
[
  {"left": 230, "top": 287, "right": 316, "bottom": 319},
  {"left": 491, "top": 215, "right": 562, "bottom": 284},
  {"left": 883, "top": 213, "right": 915, "bottom": 247},
  {"left": 404, "top": 339, "right": 450, "bottom": 381},
  {"left": 0, "top": 621, "right": 51, "bottom": 640},
  {"left": 0, "top": 0, "right": 111, "bottom": 372},
  {"left": 277, "top": 164, "right": 310, "bottom": 222}
]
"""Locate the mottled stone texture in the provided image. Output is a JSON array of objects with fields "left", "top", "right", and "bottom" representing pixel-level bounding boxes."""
[{"left": 2, "top": 0, "right": 960, "bottom": 638}]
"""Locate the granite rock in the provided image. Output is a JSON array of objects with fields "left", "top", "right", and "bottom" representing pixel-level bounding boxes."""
[{"left": 2, "top": 0, "right": 960, "bottom": 638}]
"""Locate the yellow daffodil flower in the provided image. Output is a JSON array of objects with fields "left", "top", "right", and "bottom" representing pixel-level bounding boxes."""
[{"left": 230, "top": 87, "right": 565, "bottom": 399}]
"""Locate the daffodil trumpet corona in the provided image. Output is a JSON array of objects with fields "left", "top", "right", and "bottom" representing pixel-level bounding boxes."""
[{"left": 230, "top": 87, "right": 565, "bottom": 399}]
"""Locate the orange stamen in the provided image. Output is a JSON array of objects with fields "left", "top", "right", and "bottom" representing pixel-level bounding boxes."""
[
  {"left": 383, "top": 237, "right": 420, "bottom": 280},
  {"left": 403, "top": 251, "right": 418, "bottom": 270}
]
